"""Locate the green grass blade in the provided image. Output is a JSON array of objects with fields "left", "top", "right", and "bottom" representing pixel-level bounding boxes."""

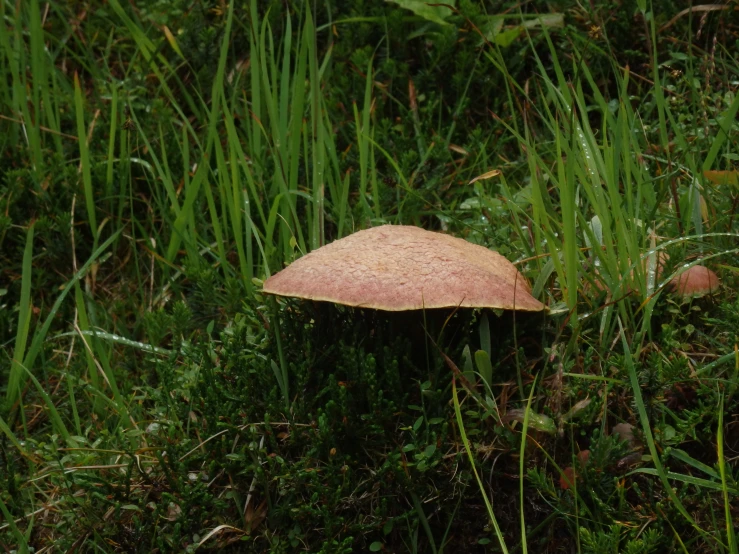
[
  {"left": 306, "top": 5, "right": 325, "bottom": 251},
  {"left": 703, "top": 89, "right": 739, "bottom": 171},
  {"left": 270, "top": 310, "right": 289, "bottom": 412},
  {"left": 717, "top": 394, "right": 737, "bottom": 552},
  {"left": 74, "top": 72, "right": 97, "bottom": 243},
  {"left": 519, "top": 377, "right": 537, "bottom": 554},
  {"left": 628, "top": 468, "right": 739, "bottom": 495},
  {"left": 0, "top": 495, "right": 28, "bottom": 553},
  {"left": 74, "top": 283, "right": 103, "bottom": 416},
  {"left": 105, "top": 85, "right": 119, "bottom": 201},
  {"left": 452, "top": 378, "right": 509, "bottom": 553},
  {"left": 0, "top": 413, "right": 27, "bottom": 456},
  {"left": 18, "top": 361, "right": 71, "bottom": 442},
  {"left": 66, "top": 370, "right": 82, "bottom": 438},
  {"left": 11, "top": 231, "right": 122, "bottom": 411},
  {"left": 7, "top": 224, "right": 34, "bottom": 411},
  {"left": 28, "top": 0, "right": 48, "bottom": 162},
  {"left": 409, "top": 490, "right": 438, "bottom": 554},
  {"left": 619, "top": 319, "right": 716, "bottom": 547}
]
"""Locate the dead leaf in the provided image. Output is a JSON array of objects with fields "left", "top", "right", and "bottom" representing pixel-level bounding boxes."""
[
  {"left": 162, "top": 25, "right": 185, "bottom": 60},
  {"left": 560, "top": 450, "right": 589, "bottom": 490},
  {"left": 468, "top": 169, "right": 502, "bottom": 185},
  {"left": 560, "top": 466, "right": 576, "bottom": 490},
  {"left": 704, "top": 170, "right": 738, "bottom": 187},
  {"left": 449, "top": 144, "right": 469, "bottom": 156},
  {"left": 561, "top": 398, "right": 591, "bottom": 421}
]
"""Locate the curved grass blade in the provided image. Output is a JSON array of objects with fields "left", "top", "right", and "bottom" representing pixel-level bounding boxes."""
[
  {"left": 6, "top": 231, "right": 121, "bottom": 411},
  {"left": 619, "top": 319, "right": 718, "bottom": 547},
  {"left": 7, "top": 224, "right": 34, "bottom": 412},
  {"left": 452, "top": 378, "right": 509, "bottom": 553}
]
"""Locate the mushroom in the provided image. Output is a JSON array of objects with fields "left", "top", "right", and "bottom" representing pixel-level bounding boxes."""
[
  {"left": 559, "top": 450, "right": 590, "bottom": 491},
  {"left": 668, "top": 265, "right": 720, "bottom": 298},
  {"left": 262, "top": 225, "right": 544, "bottom": 312},
  {"left": 612, "top": 422, "right": 644, "bottom": 470}
]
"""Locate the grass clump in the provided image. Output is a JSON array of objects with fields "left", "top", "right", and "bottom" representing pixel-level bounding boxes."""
[{"left": 2, "top": 0, "right": 739, "bottom": 552}]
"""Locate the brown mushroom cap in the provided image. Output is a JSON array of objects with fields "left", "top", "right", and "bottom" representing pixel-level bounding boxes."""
[
  {"left": 262, "top": 225, "right": 545, "bottom": 312},
  {"left": 669, "top": 264, "right": 720, "bottom": 298}
]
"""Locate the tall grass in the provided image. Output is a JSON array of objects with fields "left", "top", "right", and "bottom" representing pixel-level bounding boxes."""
[
  {"left": 5, "top": 232, "right": 121, "bottom": 418},
  {"left": 448, "top": 9, "right": 739, "bottom": 550},
  {"left": 495, "top": 45, "right": 660, "bottom": 344},
  {"left": 2, "top": 0, "right": 377, "bottom": 425}
]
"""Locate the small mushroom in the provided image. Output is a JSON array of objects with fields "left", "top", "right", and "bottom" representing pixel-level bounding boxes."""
[
  {"left": 559, "top": 450, "right": 590, "bottom": 490},
  {"left": 263, "top": 225, "right": 544, "bottom": 312},
  {"left": 612, "top": 422, "right": 636, "bottom": 445},
  {"left": 612, "top": 422, "right": 644, "bottom": 470},
  {"left": 669, "top": 265, "right": 720, "bottom": 298}
]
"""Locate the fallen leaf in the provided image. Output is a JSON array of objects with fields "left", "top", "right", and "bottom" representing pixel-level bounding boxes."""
[
  {"left": 162, "top": 25, "right": 185, "bottom": 60},
  {"left": 560, "top": 466, "right": 576, "bottom": 490},
  {"left": 449, "top": 144, "right": 469, "bottom": 156},
  {"left": 704, "top": 170, "right": 739, "bottom": 187},
  {"left": 561, "top": 398, "right": 591, "bottom": 421},
  {"left": 469, "top": 169, "right": 502, "bottom": 185},
  {"left": 503, "top": 408, "right": 557, "bottom": 435},
  {"left": 560, "top": 451, "right": 589, "bottom": 490}
]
